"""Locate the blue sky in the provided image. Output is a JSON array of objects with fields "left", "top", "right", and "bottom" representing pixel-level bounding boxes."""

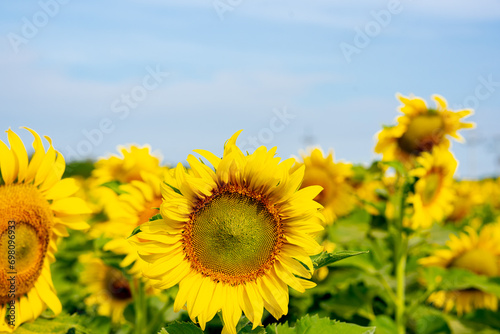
[{"left": 1, "top": 0, "right": 499, "bottom": 178}]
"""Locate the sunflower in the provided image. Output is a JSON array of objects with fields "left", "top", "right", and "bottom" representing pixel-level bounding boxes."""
[
  {"left": 406, "top": 146, "right": 457, "bottom": 229},
  {"left": 0, "top": 128, "right": 91, "bottom": 331},
  {"left": 89, "top": 145, "right": 166, "bottom": 238},
  {"left": 291, "top": 148, "right": 355, "bottom": 224},
  {"left": 131, "top": 131, "right": 324, "bottom": 334},
  {"left": 102, "top": 171, "right": 167, "bottom": 283},
  {"left": 479, "top": 178, "right": 500, "bottom": 211},
  {"left": 375, "top": 94, "right": 474, "bottom": 167},
  {"left": 80, "top": 254, "right": 133, "bottom": 323},
  {"left": 419, "top": 224, "right": 500, "bottom": 314},
  {"left": 447, "top": 180, "right": 483, "bottom": 223},
  {"left": 91, "top": 145, "right": 164, "bottom": 185}
]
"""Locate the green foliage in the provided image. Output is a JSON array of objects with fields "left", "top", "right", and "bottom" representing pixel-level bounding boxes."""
[
  {"left": 421, "top": 267, "right": 500, "bottom": 297},
  {"left": 159, "top": 322, "right": 204, "bottom": 334},
  {"left": 63, "top": 160, "right": 95, "bottom": 178},
  {"left": 264, "top": 314, "right": 375, "bottom": 334},
  {"left": 16, "top": 313, "right": 95, "bottom": 334}
]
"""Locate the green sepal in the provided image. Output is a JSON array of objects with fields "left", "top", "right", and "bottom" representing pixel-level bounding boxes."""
[
  {"left": 164, "top": 181, "right": 182, "bottom": 195},
  {"left": 311, "top": 250, "right": 369, "bottom": 270},
  {"left": 128, "top": 225, "right": 142, "bottom": 238}
]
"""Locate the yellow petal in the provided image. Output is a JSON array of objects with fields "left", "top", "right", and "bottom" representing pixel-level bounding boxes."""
[
  {"left": 33, "top": 136, "right": 57, "bottom": 187},
  {"left": 0, "top": 140, "right": 16, "bottom": 184},
  {"left": 7, "top": 128, "right": 28, "bottom": 182},
  {"left": 51, "top": 197, "right": 92, "bottom": 215},
  {"left": 44, "top": 178, "right": 79, "bottom": 200}
]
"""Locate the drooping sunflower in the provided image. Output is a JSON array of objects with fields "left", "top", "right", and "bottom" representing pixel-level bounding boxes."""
[
  {"left": 79, "top": 254, "right": 133, "bottom": 324},
  {"left": 102, "top": 171, "right": 167, "bottom": 282},
  {"left": 0, "top": 128, "right": 91, "bottom": 331},
  {"left": 291, "top": 148, "right": 355, "bottom": 224},
  {"left": 406, "top": 146, "right": 457, "bottom": 229},
  {"left": 132, "top": 131, "right": 324, "bottom": 334},
  {"left": 375, "top": 94, "right": 474, "bottom": 167},
  {"left": 419, "top": 224, "right": 500, "bottom": 314}
]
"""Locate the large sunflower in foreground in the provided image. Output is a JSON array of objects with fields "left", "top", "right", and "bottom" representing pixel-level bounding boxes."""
[
  {"left": 406, "top": 146, "right": 457, "bottom": 229},
  {"left": 132, "top": 131, "right": 324, "bottom": 334},
  {"left": 0, "top": 128, "right": 91, "bottom": 331},
  {"left": 375, "top": 94, "right": 474, "bottom": 167},
  {"left": 419, "top": 224, "right": 500, "bottom": 314},
  {"left": 291, "top": 148, "right": 355, "bottom": 224}
]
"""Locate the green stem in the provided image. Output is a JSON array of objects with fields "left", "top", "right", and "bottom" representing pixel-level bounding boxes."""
[
  {"left": 147, "top": 298, "right": 171, "bottom": 333},
  {"left": 393, "top": 174, "right": 408, "bottom": 334},
  {"left": 134, "top": 279, "right": 147, "bottom": 334},
  {"left": 395, "top": 234, "right": 407, "bottom": 334}
]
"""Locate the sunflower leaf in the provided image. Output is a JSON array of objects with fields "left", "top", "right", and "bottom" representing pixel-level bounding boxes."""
[
  {"left": 15, "top": 312, "right": 95, "bottom": 334},
  {"left": 422, "top": 267, "right": 500, "bottom": 297},
  {"left": 159, "top": 321, "right": 204, "bottom": 333},
  {"left": 100, "top": 180, "right": 128, "bottom": 195},
  {"left": 265, "top": 314, "right": 375, "bottom": 334},
  {"left": 311, "top": 251, "right": 369, "bottom": 270},
  {"left": 379, "top": 161, "right": 407, "bottom": 177}
]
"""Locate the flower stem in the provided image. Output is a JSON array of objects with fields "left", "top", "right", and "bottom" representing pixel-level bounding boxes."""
[
  {"left": 147, "top": 298, "right": 171, "bottom": 333},
  {"left": 393, "top": 172, "right": 408, "bottom": 334},
  {"left": 395, "top": 234, "right": 407, "bottom": 334},
  {"left": 134, "top": 279, "right": 147, "bottom": 334}
]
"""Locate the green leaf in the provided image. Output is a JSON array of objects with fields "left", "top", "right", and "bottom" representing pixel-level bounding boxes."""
[
  {"left": 422, "top": 267, "right": 500, "bottom": 298},
  {"left": 15, "top": 313, "right": 95, "bottom": 334},
  {"left": 311, "top": 251, "right": 369, "bottom": 270},
  {"left": 379, "top": 161, "right": 407, "bottom": 177},
  {"left": 265, "top": 314, "right": 375, "bottom": 334},
  {"left": 160, "top": 321, "right": 204, "bottom": 334},
  {"left": 369, "top": 315, "right": 397, "bottom": 334},
  {"left": 100, "top": 180, "right": 128, "bottom": 195}
]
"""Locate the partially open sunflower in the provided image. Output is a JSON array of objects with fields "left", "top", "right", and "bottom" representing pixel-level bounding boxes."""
[
  {"left": 0, "top": 128, "right": 90, "bottom": 331},
  {"left": 132, "top": 131, "right": 324, "bottom": 334}
]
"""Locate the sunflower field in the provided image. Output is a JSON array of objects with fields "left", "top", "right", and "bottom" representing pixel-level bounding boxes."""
[{"left": 2, "top": 94, "right": 500, "bottom": 334}]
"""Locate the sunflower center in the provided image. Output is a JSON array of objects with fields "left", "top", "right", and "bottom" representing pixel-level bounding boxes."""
[
  {"left": 105, "top": 268, "right": 132, "bottom": 300},
  {"left": 0, "top": 184, "right": 52, "bottom": 304},
  {"left": 421, "top": 172, "right": 442, "bottom": 205},
  {"left": 185, "top": 188, "right": 281, "bottom": 284},
  {"left": 398, "top": 114, "right": 444, "bottom": 154},
  {"left": 451, "top": 249, "right": 498, "bottom": 277}
]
